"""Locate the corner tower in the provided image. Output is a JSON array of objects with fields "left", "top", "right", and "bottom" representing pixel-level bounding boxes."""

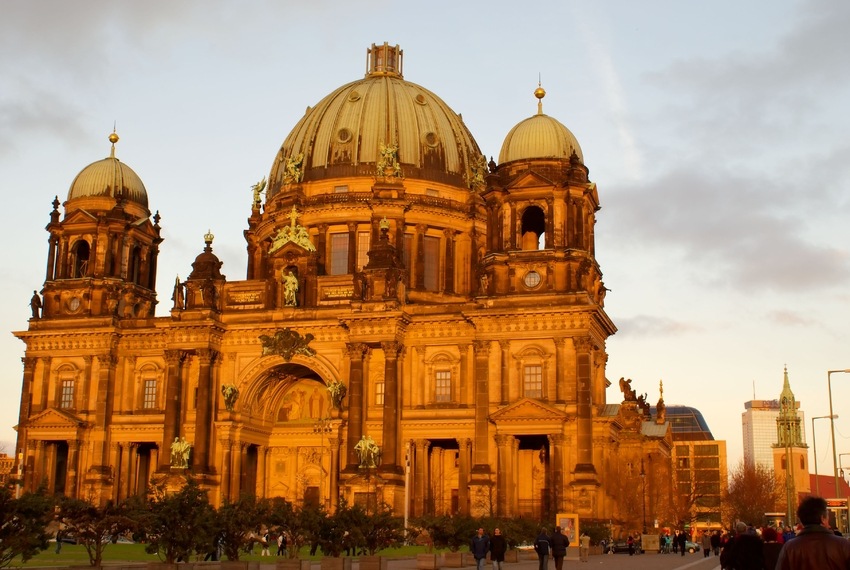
[
  {"left": 39, "top": 132, "right": 162, "bottom": 320},
  {"left": 773, "top": 367, "right": 810, "bottom": 523}
]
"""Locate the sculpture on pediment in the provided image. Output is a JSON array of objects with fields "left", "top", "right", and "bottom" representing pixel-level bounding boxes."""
[
  {"left": 259, "top": 328, "right": 316, "bottom": 361},
  {"left": 269, "top": 206, "right": 316, "bottom": 254}
]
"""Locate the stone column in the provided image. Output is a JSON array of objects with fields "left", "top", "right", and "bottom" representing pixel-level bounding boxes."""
[
  {"left": 415, "top": 224, "right": 426, "bottom": 289},
  {"left": 347, "top": 222, "right": 357, "bottom": 274},
  {"left": 499, "top": 341, "right": 510, "bottom": 404},
  {"left": 231, "top": 442, "right": 244, "bottom": 497},
  {"left": 119, "top": 443, "right": 132, "bottom": 500},
  {"left": 508, "top": 203, "right": 517, "bottom": 250},
  {"left": 160, "top": 350, "right": 185, "bottom": 470},
  {"left": 257, "top": 445, "right": 267, "bottom": 497},
  {"left": 329, "top": 437, "right": 341, "bottom": 511},
  {"left": 411, "top": 346, "right": 423, "bottom": 408},
  {"left": 220, "top": 439, "right": 232, "bottom": 501},
  {"left": 345, "top": 343, "right": 368, "bottom": 468},
  {"left": 109, "top": 443, "right": 120, "bottom": 502},
  {"left": 510, "top": 437, "right": 520, "bottom": 515},
  {"left": 495, "top": 434, "right": 510, "bottom": 516},
  {"left": 413, "top": 439, "right": 430, "bottom": 517},
  {"left": 471, "top": 341, "right": 491, "bottom": 472},
  {"left": 81, "top": 356, "right": 93, "bottom": 414},
  {"left": 38, "top": 356, "right": 51, "bottom": 412},
  {"left": 67, "top": 440, "right": 80, "bottom": 498},
  {"left": 193, "top": 349, "right": 217, "bottom": 472},
  {"left": 546, "top": 197, "right": 555, "bottom": 248},
  {"left": 317, "top": 224, "right": 328, "bottom": 275},
  {"left": 46, "top": 233, "right": 58, "bottom": 281},
  {"left": 459, "top": 344, "right": 470, "bottom": 405},
  {"left": 18, "top": 357, "right": 36, "bottom": 440},
  {"left": 92, "top": 354, "right": 117, "bottom": 470},
  {"left": 573, "top": 336, "right": 597, "bottom": 477},
  {"left": 554, "top": 338, "right": 567, "bottom": 403},
  {"left": 443, "top": 229, "right": 455, "bottom": 293},
  {"left": 380, "top": 341, "right": 401, "bottom": 471},
  {"left": 26, "top": 440, "right": 38, "bottom": 492},
  {"left": 548, "top": 434, "right": 564, "bottom": 514},
  {"left": 457, "top": 438, "right": 471, "bottom": 514}
]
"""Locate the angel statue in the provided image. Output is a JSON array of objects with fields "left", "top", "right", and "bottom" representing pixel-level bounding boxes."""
[{"left": 251, "top": 177, "right": 267, "bottom": 206}]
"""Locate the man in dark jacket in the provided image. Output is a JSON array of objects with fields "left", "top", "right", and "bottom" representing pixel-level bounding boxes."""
[
  {"left": 489, "top": 528, "right": 507, "bottom": 570},
  {"left": 471, "top": 527, "right": 490, "bottom": 570},
  {"left": 719, "top": 522, "right": 763, "bottom": 570},
  {"left": 549, "top": 526, "right": 570, "bottom": 570},
  {"left": 534, "top": 528, "right": 551, "bottom": 570},
  {"left": 776, "top": 496, "right": 850, "bottom": 570}
]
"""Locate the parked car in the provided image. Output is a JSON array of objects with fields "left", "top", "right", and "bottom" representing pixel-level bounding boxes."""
[
  {"left": 607, "top": 540, "right": 643, "bottom": 554},
  {"left": 684, "top": 540, "right": 701, "bottom": 553}
]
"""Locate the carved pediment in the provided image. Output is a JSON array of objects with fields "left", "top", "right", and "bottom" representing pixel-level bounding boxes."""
[
  {"left": 490, "top": 397, "right": 567, "bottom": 423},
  {"left": 505, "top": 170, "right": 556, "bottom": 191},
  {"left": 26, "top": 407, "right": 86, "bottom": 429},
  {"left": 63, "top": 209, "right": 98, "bottom": 224}
]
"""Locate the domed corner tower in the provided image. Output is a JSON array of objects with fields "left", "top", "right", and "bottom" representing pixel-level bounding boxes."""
[
  {"left": 38, "top": 132, "right": 162, "bottom": 321},
  {"left": 243, "top": 42, "right": 489, "bottom": 308},
  {"left": 480, "top": 85, "right": 617, "bottom": 500}
]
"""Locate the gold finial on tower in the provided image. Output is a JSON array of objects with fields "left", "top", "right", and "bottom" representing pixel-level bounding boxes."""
[
  {"left": 534, "top": 76, "right": 546, "bottom": 115},
  {"left": 204, "top": 229, "right": 215, "bottom": 247},
  {"left": 108, "top": 129, "right": 119, "bottom": 158}
]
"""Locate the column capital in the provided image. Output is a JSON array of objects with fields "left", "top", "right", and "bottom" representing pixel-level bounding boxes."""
[
  {"left": 473, "top": 340, "right": 491, "bottom": 356},
  {"left": 381, "top": 341, "right": 403, "bottom": 359},
  {"left": 345, "top": 343, "right": 369, "bottom": 360},
  {"left": 572, "top": 336, "right": 596, "bottom": 353},
  {"left": 164, "top": 350, "right": 187, "bottom": 365},
  {"left": 22, "top": 357, "right": 37, "bottom": 372},
  {"left": 96, "top": 353, "right": 118, "bottom": 367}
]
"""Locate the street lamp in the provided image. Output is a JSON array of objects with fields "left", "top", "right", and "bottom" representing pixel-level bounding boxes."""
[
  {"left": 812, "top": 415, "right": 839, "bottom": 497},
  {"left": 313, "top": 417, "right": 332, "bottom": 508},
  {"left": 827, "top": 370, "right": 850, "bottom": 498},
  {"left": 640, "top": 458, "right": 647, "bottom": 534}
]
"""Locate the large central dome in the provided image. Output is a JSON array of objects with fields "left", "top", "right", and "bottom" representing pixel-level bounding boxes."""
[{"left": 267, "top": 42, "right": 484, "bottom": 199}]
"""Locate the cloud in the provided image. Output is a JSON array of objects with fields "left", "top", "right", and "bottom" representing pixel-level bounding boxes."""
[{"left": 614, "top": 314, "right": 701, "bottom": 337}]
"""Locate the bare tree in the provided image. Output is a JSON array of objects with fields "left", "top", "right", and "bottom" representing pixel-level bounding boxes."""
[{"left": 723, "top": 460, "right": 781, "bottom": 527}]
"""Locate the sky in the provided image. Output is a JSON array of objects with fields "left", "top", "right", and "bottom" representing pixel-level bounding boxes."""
[{"left": 1, "top": 0, "right": 849, "bottom": 479}]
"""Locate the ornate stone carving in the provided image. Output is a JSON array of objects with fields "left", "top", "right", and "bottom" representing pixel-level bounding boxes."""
[
  {"left": 259, "top": 329, "right": 316, "bottom": 361},
  {"left": 377, "top": 142, "right": 402, "bottom": 179},
  {"left": 269, "top": 206, "right": 315, "bottom": 254},
  {"left": 221, "top": 384, "right": 239, "bottom": 411},
  {"left": 282, "top": 153, "right": 304, "bottom": 185}
]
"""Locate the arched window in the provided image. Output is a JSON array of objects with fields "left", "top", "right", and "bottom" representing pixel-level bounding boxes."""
[
  {"left": 520, "top": 206, "right": 546, "bottom": 250},
  {"left": 129, "top": 245, "right": 142, "bottom": 284},
  {"left": 70, "top": 240, "right": 90, "bottom": 278}
]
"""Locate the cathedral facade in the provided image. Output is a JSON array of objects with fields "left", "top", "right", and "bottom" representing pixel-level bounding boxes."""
[{"left": 14, "top": 43, "right": 671, "bottom": 525}]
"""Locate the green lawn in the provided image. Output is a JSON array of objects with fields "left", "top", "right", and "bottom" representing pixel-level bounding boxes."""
[{"left": 12, "top": 543, "right": 437, "bottom": 567}]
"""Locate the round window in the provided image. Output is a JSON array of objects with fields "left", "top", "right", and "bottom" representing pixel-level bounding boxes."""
[{"left": 523, "top": 271, "right": 541, "bottom": 288}]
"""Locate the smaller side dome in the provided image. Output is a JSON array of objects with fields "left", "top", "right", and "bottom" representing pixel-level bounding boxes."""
[
  {"left": 188, "top": 230, "right": 224, "bottom": 280},
  {"left": 498, "top": 86, "right": 583, "bottom": 164},
  {"left": 67, "top": 132, "right": 149, "bottom": 208}
]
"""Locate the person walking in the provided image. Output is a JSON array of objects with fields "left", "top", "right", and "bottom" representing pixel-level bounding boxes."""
[
  {"left": 489, "top": 528, "right": 507, "bottom": 570},
  {"left": 579, "top": 532, "right": 590, "bottom": 562},
  {"left": 701, "top": 530, "right": 711, "bottom": 558},
  {"left": 720, "top": 522, "right": 763, "bottom": 570},
  {"left": 549, "top": 526, "right": 570, "bottom": 570},
  {"left": 776, "top": 496, "right": 850, "bottom": 570},
  {"left": 471, "top": 527, "right": 490, "bottom": 570},
  {"left": 261, "top": 530, "right": 271, "bottom": 556},
  {"left": 676, "top": 530, "right": 688, "bottom": 557},
  {"left": 534, "top": 527, "right": 551, "bottom": 570}
]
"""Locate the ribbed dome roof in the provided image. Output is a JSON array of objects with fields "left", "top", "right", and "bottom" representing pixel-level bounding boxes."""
[
  {"left": 67, "top": 133, "right": 149, "bottom": 208},
  {"left": 268, "top": 43, "right": 484, "bottom": 198},
  {"left": 498, "top": 87, "right": 583, "bottom": 164}
]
